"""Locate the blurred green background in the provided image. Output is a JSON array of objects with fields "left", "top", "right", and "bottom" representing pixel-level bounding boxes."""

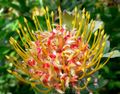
[{"left": 0, "top": 0, "right": 120, "bottom": 94}]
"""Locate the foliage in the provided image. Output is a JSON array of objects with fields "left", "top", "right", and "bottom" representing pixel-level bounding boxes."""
[{"left": 0, "top": 0, "right": 120, "bottom": 94}]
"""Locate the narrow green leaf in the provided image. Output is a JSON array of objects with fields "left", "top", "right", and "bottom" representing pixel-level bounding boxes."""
[{"left": 103, "top": 50, "right": 120, "bottom": 58}]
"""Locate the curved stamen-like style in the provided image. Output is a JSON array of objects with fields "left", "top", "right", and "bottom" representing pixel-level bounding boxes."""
[{"left": 8, "top": 7, "right": 111, "bottom": 94}]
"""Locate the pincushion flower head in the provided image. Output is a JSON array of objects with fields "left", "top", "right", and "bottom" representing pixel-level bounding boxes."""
[{"left": 8, "top": 7, "right": 111, "bottom": 94}]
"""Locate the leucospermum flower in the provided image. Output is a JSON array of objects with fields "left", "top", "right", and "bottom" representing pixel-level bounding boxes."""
[{"left": 8, "top": 7, "right": 111, "bottom": 94}]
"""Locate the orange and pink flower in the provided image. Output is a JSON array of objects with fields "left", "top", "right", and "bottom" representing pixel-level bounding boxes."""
[{"left": 8, "top": 7, "right": 111, "bottom": 94}]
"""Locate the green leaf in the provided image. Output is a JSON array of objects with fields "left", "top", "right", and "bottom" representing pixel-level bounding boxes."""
[
  {"left": 103, "top": 40, "right": 110, "bottom": 54},
  {"left": 97, "top": 78, "right": 108, "bottom": 88},
  {"left": 0, "top": 46, "right": 10, "bottom": 55},
  {"left": 103, "top": 50, "right": 120, "bottom": 58},
  {"left": 109, "top": 81, "right": 120, "bottom": 89},
  {"left": 2, "top": 20, "right": 18, "bottom": 31},
  {"left": 62, "top": 11, "right": 74, "bottom": 30},
  {"left": 93, "top": 21, "right": 104, "bottom": 32}
]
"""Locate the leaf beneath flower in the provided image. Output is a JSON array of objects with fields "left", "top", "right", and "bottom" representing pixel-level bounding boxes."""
[{"left": 103, "top": 50, "right": 120, "bottom": 58}]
